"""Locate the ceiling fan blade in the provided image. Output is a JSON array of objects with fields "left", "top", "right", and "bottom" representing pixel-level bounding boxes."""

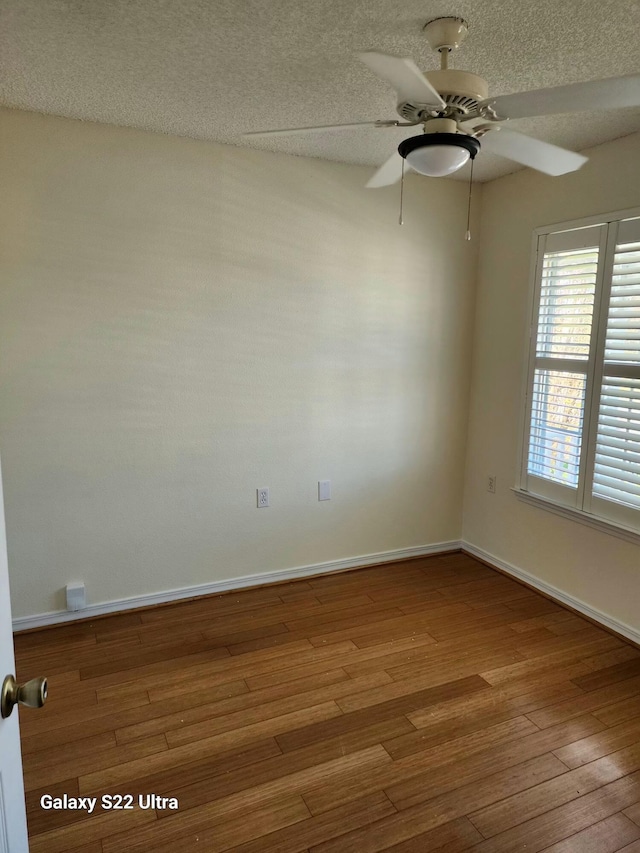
[
  {"left": 243, "top": 121, "right": 384, "bottom": 138},
  {"left": 359, "top": 52, "right": 445, "bottom": 108},
  {"left": 366, "top": 152, "right": 407, "bottom": 188},
  {"left": 481, "top": 128, "right": 588, "bottom": 176},
  {"left": 481, "top": 73, "right": 640, "bottom": 119}
]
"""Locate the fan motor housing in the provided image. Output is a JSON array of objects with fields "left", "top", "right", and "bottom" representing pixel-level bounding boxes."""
[
  {"left": 426, "top": 70, "right": 488, "bottom": 104},
  {"left": 398, "top": 69, "right": 489, "bottom": 121}
]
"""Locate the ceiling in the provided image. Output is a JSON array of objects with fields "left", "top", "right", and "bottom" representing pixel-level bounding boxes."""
[{"left": 1, "top": 0, "right": 639, "bottom": 183}]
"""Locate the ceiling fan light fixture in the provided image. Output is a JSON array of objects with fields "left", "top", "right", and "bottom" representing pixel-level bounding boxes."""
[{"left": 398, "top": 133, "right": 480, "bottom": 177}]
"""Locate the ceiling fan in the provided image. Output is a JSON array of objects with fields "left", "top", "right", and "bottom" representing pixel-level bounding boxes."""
[{"left": 244, "top": 16, "right": 640, "bottom": 187}]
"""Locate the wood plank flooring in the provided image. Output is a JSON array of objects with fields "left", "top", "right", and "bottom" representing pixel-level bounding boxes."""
[{"left": 13, "top": 551, "right": 640, "bottom": 852}]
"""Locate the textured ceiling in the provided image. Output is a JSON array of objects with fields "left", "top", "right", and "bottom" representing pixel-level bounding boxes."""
[{"left": 1, "top": 0, "right": 639, "bottom": 182}]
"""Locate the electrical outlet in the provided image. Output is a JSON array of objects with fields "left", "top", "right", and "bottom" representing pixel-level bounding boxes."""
[
  {"left": 318, "top": 480, "right": 331, "bottom": 501},
  {"left": 257, "top": 487, "right": 269, "bottom": 508},
  {"left": 66, "top": 582, "right": 86, "bottom": 611},
  {"left": 488, "top": 475, "right": 496, "bottom": 494}
]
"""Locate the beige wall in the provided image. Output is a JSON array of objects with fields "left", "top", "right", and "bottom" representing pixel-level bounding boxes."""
[
  {"left": 462, "top": 132, "right": 640, "bottom": 631},
  {"left": 0, "top": 109, "right": 480, "bottom": 619}
]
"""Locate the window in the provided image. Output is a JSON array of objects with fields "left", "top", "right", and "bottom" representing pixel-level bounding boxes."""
[{"left": 520, "top": 211, "right": 640, "bottom": 533}]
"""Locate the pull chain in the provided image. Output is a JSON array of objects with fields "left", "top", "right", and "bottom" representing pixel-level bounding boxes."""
[
  {"left": 399, "top": 158, "right": 405, "bottom": 226},
  {"left": 465, "top": 156, "right": 475, "bottom": 241}
]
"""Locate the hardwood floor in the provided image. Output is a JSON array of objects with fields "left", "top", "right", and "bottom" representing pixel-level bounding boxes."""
[{"left": 13, "top": 551, "right": 640, "bottom": 852}]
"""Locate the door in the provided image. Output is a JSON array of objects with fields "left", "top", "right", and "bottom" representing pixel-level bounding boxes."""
[{"left": 0, "top": 456, "right": 30, "bottom": 853}]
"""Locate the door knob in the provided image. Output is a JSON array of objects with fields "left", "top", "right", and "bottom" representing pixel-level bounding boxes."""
[{"left": 1, "top": 674, "right": 48, "bottom": 719}]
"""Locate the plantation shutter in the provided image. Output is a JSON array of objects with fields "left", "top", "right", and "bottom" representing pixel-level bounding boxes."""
[
  {"left": 524, "top": 225, "right": 606, "bottom": 505},
  {"left": 590, "top": 217, "right": 640, "bottom": 525}
]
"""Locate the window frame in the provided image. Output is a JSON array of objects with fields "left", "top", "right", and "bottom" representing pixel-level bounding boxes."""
[{"left": 516, "top": 205, "right": 640, "bottom": 538}]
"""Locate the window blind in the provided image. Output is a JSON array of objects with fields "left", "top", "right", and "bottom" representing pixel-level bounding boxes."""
[
  {"left": 529, "top": 369, "right": 586, "bottom": 487},
  {"left": 536, "top": 248, "right": 598, "bottom": 361}
]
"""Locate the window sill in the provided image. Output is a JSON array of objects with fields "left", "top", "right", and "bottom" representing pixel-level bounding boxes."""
[{"left": 512, "top": 488, "right": 640, "bottom": 546}]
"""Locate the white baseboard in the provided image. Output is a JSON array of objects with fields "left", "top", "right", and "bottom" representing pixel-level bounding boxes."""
[
  {"left": 12, "top": 540, "right": 461, "bottom": 632},
  {"left": 462, "top": 541, "right": 640, "bottom": 646}
]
